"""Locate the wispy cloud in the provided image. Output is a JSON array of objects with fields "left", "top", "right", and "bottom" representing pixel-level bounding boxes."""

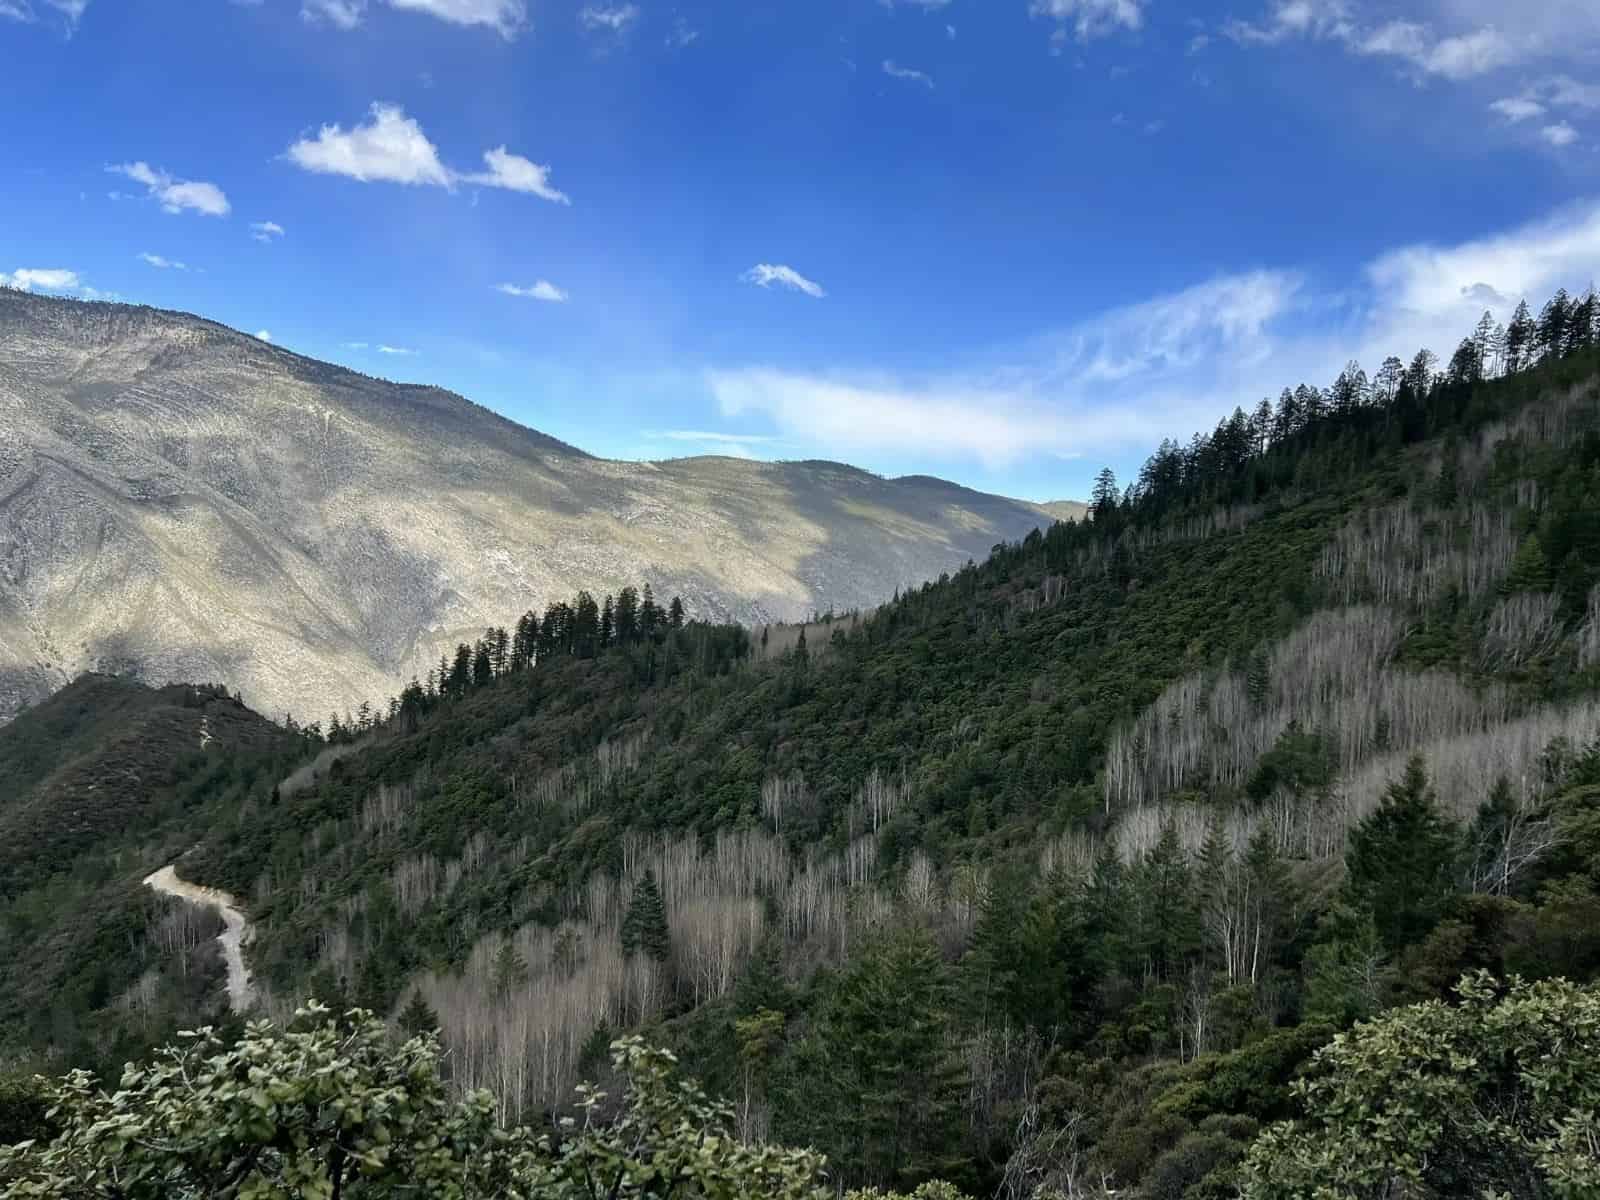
[
  {"left": 579, "top": 3, "right": 637, "bottom": 32},
  {"left": 139, "top": 252, "right": 188, "bottom": 270},
  {"left": 743, "top": 264, "right": 826, "bottom": 299},
  {"left": 497, "top": 280, "right": 569, "bottom": 302},
  {"left": 387, "top": 0, "right": 524, "bottom": 36},
  {"left": 0, "top": 0, "right": 88, "bottom": 30},
  {"left": 302, "top": 0, "right": 525, "bottom": 36},
  {"left": 1029, "top": 0, "right": 1144, "bottom": 43},
  {"left": 251, "top": 220, "right": 286, "bottom": 242},
  {"left": 0, "top": 267, "right": 82, "bottom": 293},
  {"left": 1490, "top": 76, "right": 1600, "bottom": 136},
  {"left": 1490, "top": 96, "right": 1545, "bottom": 122},
  {"left": 1540, "top": 121, "right": 1579, "bottom": 147},
  {"left": 107, "top": 161, "right": 230, "bottom": 216},
  {"left": 378, "top": 344, "right": 417, "bottom": 355},
  {"left": 301, "top": 0, "right": 364, "bottom": 28},
  {"left": 1226, "top": 2, "right": 1546, "bottom": 81},
  {"left": 666, "top": 15, "right": 698, "bottom": 46},
  {"left": 706, "top": 201, "right": 1600, "bottom": 470},
  {"left": 882, "top": 59, "right": 934, "bottom": 87},
  {"left": 285, "top": 103, "right": 569, "bottom": 203}
]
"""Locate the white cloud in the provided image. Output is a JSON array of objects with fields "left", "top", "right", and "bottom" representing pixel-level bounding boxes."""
[
  {"left": 286, "top": 104, "right": 452, "bottom": 185},
  {"left": 387, "top": 0, "right": 524, "bottom": 36},
  {"left": 1228, "top": 3, "right": 1544, "bottom": 82},
  {"left": 579, "top": 3, "right": 637, "bottom": 32},
  {"left": 286, "top": 105, "right": 569, "bottom": 203},
  {"left": 344, "top": 341, "right": 370, "bottom": 350},
  {"left": 251, "top": 220, "right": 285, "bottom": 242},
  {"left": 302, "top": 0, "right": 525, "bottom": 35},
  {"left": 666, "top": 16, "right": 698, "bottom": 46},
  {"left": 0, "top": 267, "right": 82, "bottom": 292},
  {"left": 301, "top": 0, "right": 364, "bottom": 27},
  {"left": 1029, "top": 0, "right": 1144, "bottom": 43},
  {"left": 1490, "top": 95, "right": 1545, "bottom": 122},
  {"left": 462, "top": 147, "right": 570, "bottom": 203},
  {"left": 1540, "top": 121, "right": 1579, "bottom": 147},
  {"left": 947, "top": 23, "right": 956, "bottom": 39},
  {"left": 706, "top": 201, "right": 1600, "bottom": 469},
  {"left": 882, "top": 59, "right": 934, "bottom": 87},
  {"left": 107, "top": 161, "right": 230, "bottom": 216},
  {"left": 1356, "top": 21, "right": 1517, "bottom": 79},
  {"left": 254, "top": 329, "right": 273, "bottom": 342},
  {"left": 139, "top": 252, "right": 188, "bottom": 270},
  {"left": 1224, "top": 0, "right": 1353, "bottom": 45},
  {"left": 497, "top": 280, "right": 568, "bottom": 302},
  {"left": 1, "top": 0, "right": 88, "bottom": 29},
  {"left": 378, "top": 344, "right": 417, "bottom": 355},
  {"left": 743, "top": 264, "right": 826, "bottom": 299}
]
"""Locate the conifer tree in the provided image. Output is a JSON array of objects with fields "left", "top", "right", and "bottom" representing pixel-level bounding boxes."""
[
  {"left": 621, "top": 871, "right": 670, "bottom": 963},
  {"left": 1344, "top": 756, "right": 1460, "bottom": 950},
  {"left": 799, "top": 930, "right": 967, "bottom": 1189},
  {"left": 1502, "top": 533, "right": 1552, "bottom": 595},
  {"left": 398, "top": 989, "right": 439, "bottom": 1036}
]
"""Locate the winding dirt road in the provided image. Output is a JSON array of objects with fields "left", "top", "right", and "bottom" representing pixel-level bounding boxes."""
[{"left": 144, "top": 865, "right": 255, "bottom": 1013}]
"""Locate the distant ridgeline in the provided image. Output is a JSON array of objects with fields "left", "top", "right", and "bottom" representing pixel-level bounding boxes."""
[{"left": 2, "top": 289, "right": 1599, "bottom": 1199}]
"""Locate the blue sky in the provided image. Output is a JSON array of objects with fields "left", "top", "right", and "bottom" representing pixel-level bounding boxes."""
[{"left": 3, "top": 0, "right": 1600, "bottom": 501}]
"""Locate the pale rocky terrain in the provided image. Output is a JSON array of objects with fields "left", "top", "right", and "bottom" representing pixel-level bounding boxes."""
[{"left": 0, "top": 290, "right": 1075, "bottom": 725}]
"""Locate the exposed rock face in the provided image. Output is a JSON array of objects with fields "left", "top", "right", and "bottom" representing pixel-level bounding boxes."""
[{"left": 0, "top": 290, "right": 1064, "bottom": 724}]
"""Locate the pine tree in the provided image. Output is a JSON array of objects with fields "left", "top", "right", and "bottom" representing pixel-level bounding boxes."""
[
  {"left": 1344, "top": 756, "right": 1460, "bottom": 950},
  {"left": 1502, "top": 533, "right": 1552, "bottom": 595},
  {"left": 621, "top": 871, "right": 670, "bottom": 963},
  {"left": 640, "top": 584, "right": 661, "bottom": 641},
  {"left": 398, "top": 989, "right": 439, "bottom": 1036},
  {"left": 491, "top": 939, "right": 528, "bottom": 997},
  {"left": 668, "top": 596, "right": 686, "bottom": 629},
  {"left": 1505, "top": 299, "right": 1535, "bottom": 373},
  {"left": 801, "top": 930, "right": 967, "bottom": 1188}
]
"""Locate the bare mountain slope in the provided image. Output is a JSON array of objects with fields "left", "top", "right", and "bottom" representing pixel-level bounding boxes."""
[{"left": 0, "top": 290, "right": 1061, "bottom": 724}]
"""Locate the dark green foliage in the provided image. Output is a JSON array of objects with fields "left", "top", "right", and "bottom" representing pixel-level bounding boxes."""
[
  {"left": 398, "top": 989, "right": 439, "bottom": 1036},
  {"left": 620, "top": 871, "right": 670, "bottom": 963},
  {"left": 1343, "top": 756, "right": 1461, "bottom": 950},
  {"left": 783, "top": 931, "right": 969, "bottom": 1189},
  {"left": 0, "top": 1073, "right": 53, "bottom": 1147}
]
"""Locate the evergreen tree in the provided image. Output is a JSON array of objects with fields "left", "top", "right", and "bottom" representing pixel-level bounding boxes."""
[
  {"left": 668, "top": 596, "right": 686, "bottom": 629},
  {"left": 615, "top": 586, "right": 640, "bottom": 645},
  {"left": 796, "top": 930, "right": 968, "bottom": 1188},
  {"left": 448, "top": 643, "right": 473, "bottom": 696},
  {"left": 1501, "top": 533, "right": 1552, "bottom": 595},
  {"left": 398, "top": 989, "right": 439, "bottom": 1036},
  {"left": 1091, "top": 467, "right": 1119, "bottom": 523},
  {"left": 621, "top": 871, "right": 671, "bottom": 963},
  {"left": 640, "top": 584, "right": 661, "bottom": 641},
  {"left": 491, "top": 938, "right": 528, "bottom": 997},
  {"left": 1344, "top": 756, "right": 1460, "bottom": 950},
  {"left": 1505, "top": 299, "right": 1535, "bottom": 373}
]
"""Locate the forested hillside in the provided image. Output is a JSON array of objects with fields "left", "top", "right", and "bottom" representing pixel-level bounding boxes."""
[{"left": 4, "top": 292, "right": 1600, "bottom": 1198}]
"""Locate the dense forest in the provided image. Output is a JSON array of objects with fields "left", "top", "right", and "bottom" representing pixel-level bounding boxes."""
[{"left": 3, "top": 289, "right": 1600, "bottom": 1198}]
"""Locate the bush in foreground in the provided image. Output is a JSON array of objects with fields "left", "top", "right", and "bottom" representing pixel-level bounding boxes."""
[{"left": 0, "top": 1001, "right": 828, "bottom": 1199}]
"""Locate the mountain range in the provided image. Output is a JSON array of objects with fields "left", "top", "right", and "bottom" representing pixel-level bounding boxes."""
[{"left": 0, "top": 289, "right": 1075, "bottom": 726}]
